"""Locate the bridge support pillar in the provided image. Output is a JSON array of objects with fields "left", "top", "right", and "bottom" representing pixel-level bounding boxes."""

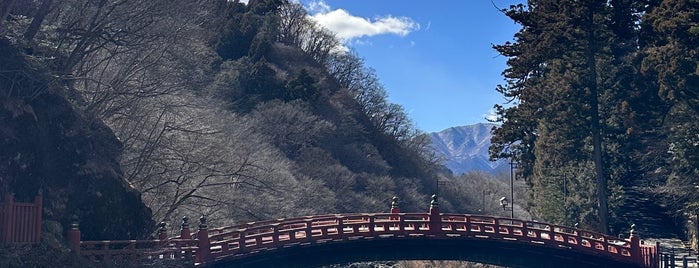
[
  {"left": 429, "top": 194, "right": 441, "bottom": 235},
  {"left": 196, "top": 216, "right": 211, "bottom": 264}
]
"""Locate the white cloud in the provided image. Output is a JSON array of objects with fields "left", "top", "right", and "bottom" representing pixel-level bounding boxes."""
[
  {"left": 484, "top": 108, "right": 499, "bottom": 122},
  {"left": 307, "top": 0, "right": 330, "bottom": 13},
  {"left": 306, "top": 1, "right": 420, "bottom": 42}
]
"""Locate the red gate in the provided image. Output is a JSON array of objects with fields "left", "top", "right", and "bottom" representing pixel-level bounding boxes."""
[{"left": 0, "top": 193, "right": 43, "bottom": 244}]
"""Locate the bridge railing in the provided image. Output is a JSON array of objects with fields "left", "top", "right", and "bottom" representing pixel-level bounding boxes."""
[
  {"left": 200, "top": 212, "right": 639, "bottom": 265},
  {"left": 69, "top": 217, "right": 199, "bottom": 266},
  {"left": 68, "top": 195, "right": 659, "bottom": 268}
]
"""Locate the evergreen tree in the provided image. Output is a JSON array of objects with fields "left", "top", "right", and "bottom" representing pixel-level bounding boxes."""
[
  {"left": 285, "top": 69, "right": 319, "bottom": 101},
  {"left": 640, "top": 0, "right": 699, "bottom": 218},
  {"left": 491, "top": 0, "right": 644, "bottom": 233}
]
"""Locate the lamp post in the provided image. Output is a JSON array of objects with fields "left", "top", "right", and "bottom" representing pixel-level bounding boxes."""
[
  {"left": 503, "top": 145, "right": 517, "bottom": 219},
  {"left": 509, "top": 156, "right": 516, "bottom": 219},
  {"left": 481, "top": 190, "right": 486, "bottom": 213}
]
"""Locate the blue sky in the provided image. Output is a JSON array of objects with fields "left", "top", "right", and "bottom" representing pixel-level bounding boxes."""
[{"left": 300, "top": 1, "right": 523, "bottom": 132}]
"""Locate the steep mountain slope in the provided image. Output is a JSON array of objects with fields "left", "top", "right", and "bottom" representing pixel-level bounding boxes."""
[
  {"left": 430, "top": 123, "right": 508, "bottom": 175},
  {"left": 0, "top": 38, "right": 153, "bottom": 240}
]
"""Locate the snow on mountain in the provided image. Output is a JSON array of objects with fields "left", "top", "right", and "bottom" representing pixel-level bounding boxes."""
[{"left": 429, "top": 123, "right": 508, "bottom": 175}]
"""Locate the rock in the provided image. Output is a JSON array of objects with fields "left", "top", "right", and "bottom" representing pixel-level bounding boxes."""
[{"left": 0, "top": 37, "right": 154, "bottom": 240}]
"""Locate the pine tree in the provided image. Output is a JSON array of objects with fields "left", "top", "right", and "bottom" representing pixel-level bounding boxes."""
[{"left": 492, "top": 0, "right": 645, "bottom": 233}]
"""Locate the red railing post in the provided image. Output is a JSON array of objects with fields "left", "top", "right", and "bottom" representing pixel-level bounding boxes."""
[
  {"left": 305, "top": 219, "right": 313, "bottom": 240},
  {"left": 180, "top": 216, "right": 191, "bottom": 239},
  {"left": 389, "top": 196, "right": 400, "bottom": 231},
  {"left": 654, "top": 241, "right": 661, "bottom": 268},
  {"left": 391, "top": 196, "right": 400, "bottom": 214},
  {"left": 178, "top": 219, "right": 195, "bottom": 264},
  {"left": 34, "top": 193, "right": 42, "bottom": 243},
  {"left": 68, "top": 216, "right": 81, "bottom": 254},
  {"left": 239, "top": 230, "right": 246, "bottom": 251},
  {"left": 3, "top": 194, "right": 14, "bottom": 243},
  {"left": 196, "top": 216, "right": 211, "bottom": 264},
  {"left": 429, "top": 194, "right": 441, "bottom": 235},
  {"left": 629, "top": 224, "right": 642, "bottom": 266},
  {"left": 337, "top": 216, "right": 344, "bottom": 238},
  {"left": 159, "top": 221, "right": 167, "bottom": 240},
  {"left": 273, "top": 225, "right": 279, "bottom": 244}
]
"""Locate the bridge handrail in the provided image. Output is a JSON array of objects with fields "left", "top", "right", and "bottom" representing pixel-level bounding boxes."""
[
  {"left": 78, "top": 238, "right": 198, "bottom": 264},
  {"left": 200, "top": 212, "right": 641, "bottom": 266},
  {"left": 69, "top": 197, "right": 658, "bottom": 268}
]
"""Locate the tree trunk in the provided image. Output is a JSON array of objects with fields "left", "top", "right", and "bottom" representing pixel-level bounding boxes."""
[
  {"left": 23, "top": 0, "right": 54, "bottom": 42},
  {"left": 586, "top": 1, "right": 609, "bottom": 234}
]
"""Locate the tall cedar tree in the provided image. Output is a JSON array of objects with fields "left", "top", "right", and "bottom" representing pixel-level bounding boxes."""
[
  {"left": 491, "top": 0, "right": 642, "bottom": 233},
  {"left": 640, "top": 0, "right": 699, "bottom": 216}
]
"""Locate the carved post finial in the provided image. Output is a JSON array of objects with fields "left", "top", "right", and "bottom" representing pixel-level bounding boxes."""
[
  {"left": 70, "top": 214, "right": 80, "bottom": 230},
  {"left": 390, "top": 196, "right": 400, "bottom": 214},
  {"left": 428, "top": 194, "right": 441, "bottom": 234},
  {"left": 199, "top": 215, "right": 208, "bottom": 229},
  {"left": 182, "top": 216, "right": 189, "bottom": 229},
  {"left": 430, "top": 194, "right": 438, "bottom": 208},
  {"left": 180, "top": 216, "right": 191, "bottom": 239}
]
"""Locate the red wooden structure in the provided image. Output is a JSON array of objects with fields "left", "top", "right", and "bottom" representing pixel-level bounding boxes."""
[
  {"left": 70, "top": 195, "right": 660, "bottom": 268},
  {"left": 69, "top": 217, "right": 198, "bottom": 266},
  {"left": 0, "top": 193, "right": 43, "bottom": 244}
]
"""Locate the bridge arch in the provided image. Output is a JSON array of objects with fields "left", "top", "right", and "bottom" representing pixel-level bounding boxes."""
[
  {"left": 69, "top": 196, "right": 659, "bottom": 267},
  {"left": 205, "top": 235, "right": 643, "bottom": 268},
  {"left": 193, "top": 198, "right": 657, "bottom": 268}
]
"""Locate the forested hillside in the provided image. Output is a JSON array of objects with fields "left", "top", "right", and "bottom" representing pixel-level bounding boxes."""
[
  {"left": 0, "top": 0, "right": 480, "bottom": 248},
  {"left": 489, "top": 0, "right": 698, "bottom": 242},
  {"left": 4, "top": 0, "right": 697, "bottom": 266}
]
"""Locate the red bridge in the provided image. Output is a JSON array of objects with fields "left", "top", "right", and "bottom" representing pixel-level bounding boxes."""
[{"left": 70, "top": 195, "right": 659, "bottom": 268}]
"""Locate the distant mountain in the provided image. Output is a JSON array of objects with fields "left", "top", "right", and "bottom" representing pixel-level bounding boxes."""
[{"left": 429, "top": 123, "right": 509, "bottom": 175}]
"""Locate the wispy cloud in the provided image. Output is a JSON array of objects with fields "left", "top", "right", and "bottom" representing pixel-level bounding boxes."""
[
  {"left": 306, "top": 0, "right": 420, "bottom": 42},
  {"left": 484, "top": 108, "right": 499, "bottom": 122}
]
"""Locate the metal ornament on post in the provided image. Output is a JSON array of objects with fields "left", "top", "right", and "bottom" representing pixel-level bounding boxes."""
[
  {"left": 391, "top": 196, "right": 400, "bottom": 214},
  {"left": 428, "top": 194, "right": 441, "bottom": 234}
]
